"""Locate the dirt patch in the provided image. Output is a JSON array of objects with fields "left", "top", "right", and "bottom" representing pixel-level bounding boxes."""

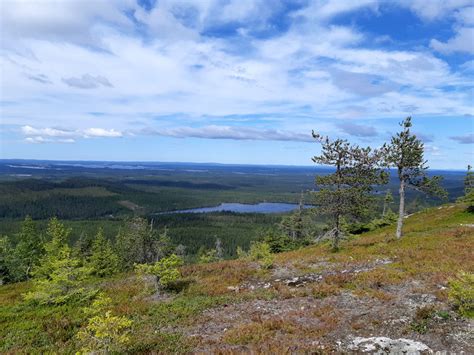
[{"left": 184, "top": 279, "right": 473, "bottom": 353}]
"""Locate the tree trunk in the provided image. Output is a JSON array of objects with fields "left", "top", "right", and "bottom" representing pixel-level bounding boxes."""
[
  {"left": 396, "top": 179, "right": 405, "bottom": 239},
  {"left": 382, "top": 201, "right": 387, "bottom": 217}
]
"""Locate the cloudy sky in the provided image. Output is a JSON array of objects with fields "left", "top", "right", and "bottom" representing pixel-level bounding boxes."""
[{"left": 0, "top": 0, "right": 473, "bottom": 168}]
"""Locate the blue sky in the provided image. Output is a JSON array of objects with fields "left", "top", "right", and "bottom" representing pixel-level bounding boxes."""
[{"left": 0, "top": 0, "right": 473, "bottom": 168}]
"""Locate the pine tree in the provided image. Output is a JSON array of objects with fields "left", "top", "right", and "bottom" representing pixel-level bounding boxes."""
[
  {"left": 312, "top": 133, "right": 387, "bottom": 250},
  {"left": 89, "top": 228, "right": 119, "bottom": 277},
  {"left": 383, "top": 117, "right": 447, "bottom": 239},
  {"left": 10, "top": 216, "right": 44, "bottom": 281}
]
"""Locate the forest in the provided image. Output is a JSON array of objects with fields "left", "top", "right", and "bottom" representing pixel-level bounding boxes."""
[{"left": 0, "top": 118, "right": 473, "bottom": 353}]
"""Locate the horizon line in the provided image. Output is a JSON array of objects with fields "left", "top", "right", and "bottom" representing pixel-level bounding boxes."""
[{"left": 0, "top": 158, "right": 468, "bottom": 172}]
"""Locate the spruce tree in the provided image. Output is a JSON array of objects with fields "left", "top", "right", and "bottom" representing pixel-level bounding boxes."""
[
  {"left": 24, "top": 217, "right": 92, "bottom": 305},
  {"left": 383, "top": 117, "right": 447, "bottom": 239},
  {"left": 0, "top": 236, "right": 12, "bottom": 284},
  {"left": 10, "top": 216, "right": 44, "bottom": 281},
  {"left": 382, "top": 190, "right": 394, "bottom": 216},
  {"left": 312, "top": 133, "right": 387, "bottom": 250},
  {"left": 89, "top": 228, "right": 119, "bottom": 277},
  {"left": 280, "top": 193, "right": 305, "bottom": 240},
  {"left": 459, "top": 165, "right": 474, "bottom": 212}
]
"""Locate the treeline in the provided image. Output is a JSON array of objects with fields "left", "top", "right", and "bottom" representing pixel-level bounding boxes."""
[
  {"left": 0, "top": 195, "right": 125, "bottom": 219},
  {"left": 0, "top": 216, "right": 178, "bottom": 284}
]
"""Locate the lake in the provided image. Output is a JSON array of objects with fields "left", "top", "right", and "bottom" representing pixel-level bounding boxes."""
[{"left": 160, "top": 202, "right": 312, "bottom": 214}]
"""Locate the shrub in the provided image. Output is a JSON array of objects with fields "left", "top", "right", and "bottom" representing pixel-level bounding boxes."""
[
  {"left": 197, "top": 249, "right": 218, "bottom": 264},
  {"left": 135, "top": 254, "right": 183, "bottom": 289},
  {"left": 249, "top": 242, "right": 274, "bottom": 269},
  {"left": 448, "top": 272, "right": 474, "bottom": 318},
  {"left": 410, "top": 305, "right": 435, "bottom": 334},
  {"left": 77, "top": 293, "right": 132, "bottom": 353},
  {"left": 263, "top": 233, "right": 298, "bottom": 253},
  {"left": 236, "top": 246, "right": 247, "bottom": 258}
]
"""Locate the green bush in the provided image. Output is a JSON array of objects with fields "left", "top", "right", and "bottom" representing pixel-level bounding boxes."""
[
  {"left": 248, "top": 242, "right": 274, "bottom": 269},
  {"left": 448, "top": 272, "right": 474, "bottom": 318},
  {"left": 197, "top": 248, "right": 218, "bottom": 264},
  {"left": 236, "top": 246, "right": 247, "bottom": 258},
  {"left": 263, "top": 233, "right": 299, "bottom": 253},
  {"left": 77, "top": 293, "right": 132, "bottom": 353},
  {"left": 23, "top": 218, "right": 94, "bottom": 305},
  {"left": 135, "top": 254, "right": 183, "bottom": 289}
]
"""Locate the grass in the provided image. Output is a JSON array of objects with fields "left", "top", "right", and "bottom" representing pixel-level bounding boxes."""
[{"left": 0, "top": 202, "right": 473, "bottom": 353}]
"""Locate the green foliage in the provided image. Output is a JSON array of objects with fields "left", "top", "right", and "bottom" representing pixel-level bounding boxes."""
[
  {"left": 198, "top": 247, "right": 219, "bottom": 264},
  {"left": 236, "top": 246, "right": 247, "bottom": 258},
  {"left": 263, "top": 232, "right": 299, "bottom": 253},
  {"left": 347, "top": 210, "right": 397, "bottom": 235},
  {"left": 135, "top": 254, "right": 183, "bottom": 289},
  {"left": 382, "top": 190, "right": 394, "bottom": 216},
  {"left": 89, "top": 228, "right": 119, "bottom": 277},
  {"left": 279, "top": 195, "right": 305, "bottom": 240},
  {"left": 383, "top": 117, "right": 447, "bottom": 238},
  {"left": 458, "top": 165, "right": 474, "bottom": 212},
  {"left": 8, "top": 216, "right": 44, "bottom": 282},
  {"left": 116, "top": 218, "right": 174, "bottom": 270},
  {"left": 75, "top": 231, "right": 95, "bottom": 259},
  {"left": 0, "top": 235, "right": 12, "bottom": 284},
  {"left": 448, "top": 272, "right": 474, "bottom": 318},
  {"left": 77, "top": 293, "right": 132, "bottom": 353},
  {"left": 248, "top": 241, "right": 274, "bottom": 269},
  {"left": 410, "top": 305, "right": 435, "bottom": 334},
  {"left": 312, "top": 133, "right": 387, "bottom": 250},
  {"left": 23, "top": 218, "right": 94, "bottom": 305}
]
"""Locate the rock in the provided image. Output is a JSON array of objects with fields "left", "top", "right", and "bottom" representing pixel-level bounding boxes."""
[
  {"left": 226, "top": 286, "right": 240, "bottom": 292},
  {"left": 286, "top": 277, "right": 300, "bottom": 286},
  {"left": 349, "top": 336, "right": 432, "bottom": 354}
]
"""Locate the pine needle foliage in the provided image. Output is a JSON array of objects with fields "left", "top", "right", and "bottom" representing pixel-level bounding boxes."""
[
  {"left": 382, "top": 117, "right": 447, "bottom": 238},
  {"left": 312, "top": 132, "right": 388, "bottom": 250}
]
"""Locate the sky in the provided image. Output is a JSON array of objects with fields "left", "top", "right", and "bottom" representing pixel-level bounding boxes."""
[{"left": 0, "top": 0, "right": 473, "bottom": 169}]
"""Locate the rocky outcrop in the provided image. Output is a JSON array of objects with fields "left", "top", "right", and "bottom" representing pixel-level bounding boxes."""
[{"left": 348, "top": 336, "right": 432, "bottom": 353}]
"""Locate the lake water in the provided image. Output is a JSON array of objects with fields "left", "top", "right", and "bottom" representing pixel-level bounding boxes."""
[{"left": 161, "top": 202, "right": 311, "bottom": 214}]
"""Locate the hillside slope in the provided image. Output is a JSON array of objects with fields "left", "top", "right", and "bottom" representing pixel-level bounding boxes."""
[{"left": 1, "top": 203, "right": 473, "bottom": 353}]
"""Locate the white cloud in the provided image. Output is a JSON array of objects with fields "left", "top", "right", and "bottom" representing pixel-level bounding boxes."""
[
  {"left": 294, "top": 0, "right": 379, "bottom": 21},
  {"left": 400, "top": 0, "right": 472, "bottom": 21},
  {"left": 1, "top": 0, "right": 135, "bottom": 48},
  {"left": 430, "top": 27, "right": 474, "bottom": 54},
  {"left": 21, "top": 125, "right": 75, "bottom": 137},
  {"left": 450, "top": 133, "right": 474, "bottom": 144},
  {"left": 25, "top": 136, "right": 75, "bottom": 144},
  {"left": 83, "top": 128, "right": 122, "bottom": 137},
  {"left": 142, "top": 125, "right": 314, "bottom": 142},
  {"left": 21, "top": 125, "right": 123, "bottom": 142},
  {"left": 0, "top": 0, "right": 472, "bottom": 166},
  {"left": 336, "top": 122, "right": 378, "bottom": 137},
  {"left": 62, "top": 74, "right": 113, "bottom": 89}
]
